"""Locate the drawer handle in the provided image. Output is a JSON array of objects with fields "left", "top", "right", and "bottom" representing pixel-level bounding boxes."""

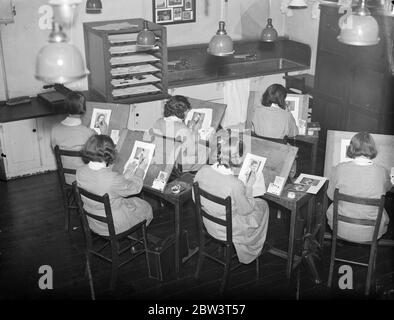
[
  {"left": 1, "top": 153, "right": 6, "bottom": 158},
  {"left": 136, "top": 113, "right": 139, "bottom": 117},
  {"left": 32, "top": 129, "right": 37, "bottom": 132}
]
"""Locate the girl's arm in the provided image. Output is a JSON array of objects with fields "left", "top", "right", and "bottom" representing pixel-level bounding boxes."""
[{"left": 112, "top": 168, "right": 145, "bottom": 197}]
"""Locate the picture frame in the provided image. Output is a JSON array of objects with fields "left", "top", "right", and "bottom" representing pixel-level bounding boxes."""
[
  {"left": 90, "top": 108, "right": 112, "bottom": 135},
  {"left": 152, "top": 0, "right": 196, "bottom": 25}
]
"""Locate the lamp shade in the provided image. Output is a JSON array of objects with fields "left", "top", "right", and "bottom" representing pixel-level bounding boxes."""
[
  {"left": 208, "top": 21, "right": 234, "bottom": 56},
  {"left": 337, "top": 1, "right": 380, "bottom": 46},
  {"left": 35, "top": 42, "right": 88, "bottom": 84},
  {"left": 86, "top": 0, "right": 102, "bottom": 13},
  {"left": 137, "top": 20, "right": 156, "bottom": 46},
  {"left": 261, "top": 18, "right": 278, "bottom": 42},
  {"left": 49, "top": 0, "right": 81, "bottom": 28},
  {"left": 288, "top": 0, "right": 308, "bottom": 9}
]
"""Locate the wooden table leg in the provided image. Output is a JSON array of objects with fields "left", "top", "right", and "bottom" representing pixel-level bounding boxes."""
[{"left": 286, "top": 207, "right": 297, "bottom": 280}]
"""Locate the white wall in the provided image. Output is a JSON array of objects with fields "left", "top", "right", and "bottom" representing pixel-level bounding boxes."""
[
  {"left": 284, "top": 5, "right": 320, "bottom": 74},
  {"left": 0, "top": 0, "right": 291, "bottom": 100}
]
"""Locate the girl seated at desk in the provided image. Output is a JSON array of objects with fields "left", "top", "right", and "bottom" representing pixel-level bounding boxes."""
[
  {"left": 193, "top": 134, "right": 269, "bottom": 264},
  {"left": 76, "top": 135, "right": 153, "bottom": 236},
  {"left": 326, "top": 132, "right": 392, "bottom": 243},
  {"left": 152, "top": 95, "right": 209, "bottom": 172},
  {"left": 51, "top": 91, "right": 96, "bottom": 184},
  {"left": 250, "top": 84, "right": 298, "bottom": 139}
]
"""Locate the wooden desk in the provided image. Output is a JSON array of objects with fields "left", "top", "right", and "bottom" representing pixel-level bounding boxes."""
[
  {"left": 143, "top": 173, "right": 196, "bottom": 276},
  {"left": 262, "top": 182, "right": 327, "bottom": 282}
]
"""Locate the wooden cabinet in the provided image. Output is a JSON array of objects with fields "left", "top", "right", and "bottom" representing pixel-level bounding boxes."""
[
  {"left": 313, "top": 4, "right": 394, "bottom": 143},
  {"left": 83, "top": 19, "right": 168, "bottom": 104}
]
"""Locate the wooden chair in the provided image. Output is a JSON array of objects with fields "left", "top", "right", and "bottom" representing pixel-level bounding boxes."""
[
  {"left": 327, "top": 188, "right": 388, "bottom": 296},
  {"left": 193, "top": 182, "right": 262, "bottom": 294},
  {"left": 73, "top": 182, "right": 149, "bottom": 292},
  {"left": 54, "top": 145, "right": 82, "bottom": 231}
]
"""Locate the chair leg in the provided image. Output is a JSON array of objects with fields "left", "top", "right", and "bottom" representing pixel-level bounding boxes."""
[
  {"left": 86, "top": 257, "right": 96, "bottom": 300},
  {"left": 194, "top": 237, "right": 205, "bottom": 280},
  {"left": 110, "top": 242, "right": 119, "bottom": 291},
  {"left": 220, "top": 245, "right": 232, "bottom": 294},
  {"left": 365, "top": 244, "right": 378, "bottom": 296},
  {"left": 327, "top": 237, "right": 337, "bottom": 289}
]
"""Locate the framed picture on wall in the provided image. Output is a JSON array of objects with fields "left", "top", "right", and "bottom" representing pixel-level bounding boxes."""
[{"left": 152, "top": 0, "right": 196, "bottom": 25}]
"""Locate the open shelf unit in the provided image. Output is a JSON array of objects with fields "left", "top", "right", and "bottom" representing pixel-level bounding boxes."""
[{"left": 83, "top": 19, "right": 168, "bottom": 104}]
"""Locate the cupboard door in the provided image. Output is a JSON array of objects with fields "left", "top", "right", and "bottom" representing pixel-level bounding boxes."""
[
  {"left": 1, "top": 119, "right": 42, "bottom": 178},
  {"left": 315, "top": 51, "right": 349, "bottom": 100}
]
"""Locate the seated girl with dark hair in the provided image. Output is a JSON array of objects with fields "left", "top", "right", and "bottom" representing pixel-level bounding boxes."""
[
  {"left": 193, "top": 133, "right": 269, "bottom": 264},
  {"left": 51, "top": 91, "right": 96, "bottom": 184},
  {"left": 76, "top": 135, "right": 153, "bottom": 236},
  {"left": 326, "top": 132, "right": 392, "bottom": 243},
  {"left": 152, "top": 95, "right": 209, "bottom": 172},
  {"left": 250, "top": 84, "right": 298, "bottom": 139}
]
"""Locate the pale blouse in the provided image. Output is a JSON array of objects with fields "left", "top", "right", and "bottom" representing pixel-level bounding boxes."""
[
  {"left": 193, "top": 164, "right": 269, "bottom": 264},
  {"left": 326, "top": 158, "right": 392, "bottom": 243},
  {"left": 76, "top": 162, "right": 153, "bottom": 236},
  {"left": 251, "top": 104, "right": 298, "bottom": 139},
  {"left": 51, "top": 116, "right": 95, "bottom": 184}
]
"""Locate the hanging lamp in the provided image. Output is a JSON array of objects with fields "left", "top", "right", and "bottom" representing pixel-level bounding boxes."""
[
  {"left": 49, "top": 0, "right": 81, "bottom": 28},
  {"left": 337, "top": 0, "right": 380, "bottom": 46},
  {"left": 35, "top": 22, "right": 87, "bottom": 84},
  {"left": 36, "top": 1, "right": 88, "bottom": 84},
  {"left": 288, "top": 0, "right": 308, "bottom": 9},
  {"left": 136, "top": 20, "right": 156, "bottom": 47},
  {"left": 261, "top": 0, "right": 278, "bottom": 42},
  {"left": 208, "top": 0, "right": 234, "bottom": 56},
  {"left": 86, "top": 0, "right": 102, "bottom": 14}
]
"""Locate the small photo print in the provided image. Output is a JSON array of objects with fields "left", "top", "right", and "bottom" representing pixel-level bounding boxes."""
[
  {"left": 238, "top": 153, "right": 267, "bottom": 197},
  {"left": 294, "top": 173, "right": 327, "bottom": 194},
  {"left": 151, "top": 170, "right": 168, "bottom": 191},
  {"left": 286, "top": 99, "right": 296, "bottom": 111},
  {"left": 156, "top": 8, "right": 173, "bottom": 22},
  {"left": 182, "top": 10, "right": 193, "bottom": 20},
  {"left": 173, "top": 7, "right": 183, "bottom": 20},
  {"left": 187, "top": 111, "right": 205, "bottom": 130},
  {"left": 184, "top": 108, "right": 212, "bottom": 131},
  {"left": 299, "top": 177, "right": 320, "bottom": 187},
  {"left": 155, "top": 0, "right": 167, "bottom": 8},
  {"left": 123, "top": 141, "right": 155, "bottom": 179},
  {"left": 90, "top": 108, "right": 112, "bottom": 135},
  {"left": 167, "top": 0, "right": 183, "bottom": 7},
  {"left": 185, "top": 0, "right": 192, "bottom": 10}
]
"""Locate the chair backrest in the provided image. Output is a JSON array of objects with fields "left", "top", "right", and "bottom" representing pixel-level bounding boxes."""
[
  {"left": 193, "top": 182, "right": 233, "bottom": 244},
  {"left": 251, "top": 131, "right": 288, "bottom": 145},
  {"left": 73, "top": 181, "right": 117, "bottom": 239},
  {"left": 332, "top": 188, "right": 386, "bottom": 243},
  {"left": 54, "top": 145, "right": 82, "bottom": 186}
]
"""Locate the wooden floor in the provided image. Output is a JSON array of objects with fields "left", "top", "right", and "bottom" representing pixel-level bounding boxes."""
[{"left": 0, "top": 152, "right": 393, "bottom": 300}]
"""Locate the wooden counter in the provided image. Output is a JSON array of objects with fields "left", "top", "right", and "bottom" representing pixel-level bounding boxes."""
[{"left": 168, "top": 39, "right": 311, "bottom": 87}]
